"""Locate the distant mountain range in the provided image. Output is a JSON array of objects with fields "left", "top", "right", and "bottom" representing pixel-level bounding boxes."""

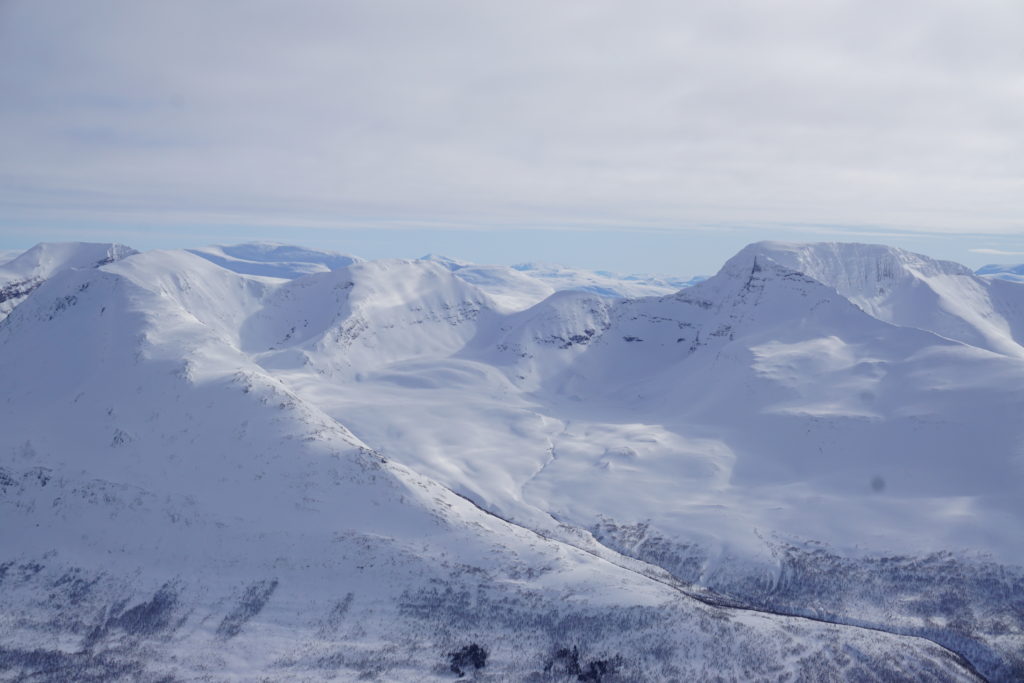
[
  {"left": 976, "top": 262, "right": 1024, "bottom": 284},
  {"left": 1, "top": 240, "right": 1021, "bottom": 680},
  {"left": 183, "top": 243, "right": 708, "bottom": 309}
]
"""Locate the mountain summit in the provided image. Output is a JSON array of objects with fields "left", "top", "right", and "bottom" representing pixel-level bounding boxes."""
[
  {"left": 0, "top": 242, "right": 137, "bottom": 319},
  {"left": 724, "top": 241, "right": 1024, "bottom": 357}
]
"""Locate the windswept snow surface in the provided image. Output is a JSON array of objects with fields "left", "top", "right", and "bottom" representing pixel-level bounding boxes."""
[{"left": 2, "top": 241, "right": 1022, "bottom": 680}]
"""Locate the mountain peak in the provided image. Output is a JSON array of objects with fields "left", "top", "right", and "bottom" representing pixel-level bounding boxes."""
[
  {"left": 0, "top": 242, "right": 139, "bottom": 320},
  {"left": 717, "top": 240, "right": 1024, "bottom": 358},
  {"left": 717, "top": 241, "right": 977, "bottom": 312},
  {"left": 977, "top": 263, "right": 1024, "bottom": 283},
  {"left": 1, "top": 241, "right": 138, "bottom": 276},
  {"left": 187, "top": 242, "right": 362, "bottom": 279},
  {"left": 725, "top": 241, "right": 972, "bottom": 284},
  {"left": 418, "top": 253, "right": 471, "bottom": 270}
]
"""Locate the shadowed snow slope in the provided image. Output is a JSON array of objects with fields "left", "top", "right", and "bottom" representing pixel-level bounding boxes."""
[{"left": 1, "top": 242, "right": 1021, "bottom": 680}]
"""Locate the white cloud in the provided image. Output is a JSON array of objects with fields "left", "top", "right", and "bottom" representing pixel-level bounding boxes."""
[
  {"left": 1, "top": 0, "right": 1023, "bottom": 237},
  {"left": 970, "top": 248, "right": 1024, "bottom": 256}
]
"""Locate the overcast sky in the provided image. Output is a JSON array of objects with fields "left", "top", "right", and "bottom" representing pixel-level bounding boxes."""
[{"left": 1, "top": 0, "right": 1022, "bottom": 273}]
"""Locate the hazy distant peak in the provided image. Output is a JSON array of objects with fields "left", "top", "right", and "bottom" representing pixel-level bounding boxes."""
[
  {"left": 418, "top": 253, "right": 472, "bottom": 270},
  {"left": 976, "top": 263, "right": 1024, "bottom": 284},
  {"left": 217, "top": 242, "right": 361, "bottom": 263},
  {"left": 0, "top": 249, "right": 20, "bottom": 266},
  {"left": 188, "top": 242, "right": 362, "bottom": 279},
  {"left": 508, "top": 261, "right": 703, "bottom": 300},
  {"left": 976, "top": 263, "right": 1024, "bottom": 276}
]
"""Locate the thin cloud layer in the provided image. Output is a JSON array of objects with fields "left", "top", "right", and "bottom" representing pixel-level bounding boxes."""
[
  {"left": 970, "top": 248, "right": 1024, "bottom": 256},
  {"left": 1, "top": 0, "right": 1022, "bottom": 236}
]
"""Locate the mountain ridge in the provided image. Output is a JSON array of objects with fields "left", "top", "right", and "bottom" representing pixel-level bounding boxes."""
[
  {"left": 0, "top": 241, "right": 137, "bottom": 320},
  {"left": 2, "top": 239, "right": 1022, "bottom": 679}
]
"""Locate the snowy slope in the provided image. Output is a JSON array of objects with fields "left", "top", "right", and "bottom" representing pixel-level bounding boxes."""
[
  {"left": 1, "top": 248, "right": 981, "bottom": 680},
  {"left": 480, "top": 247, "right": 1024, "bottom": 559},
  {"left": 470, "top": 245, "right": 1024, "bottom": 547},
  {"left": 0, "top": 242, "right": 137, "bottom": 320},
  {"left": 237, "top": 240, "right": 1024, "bottom": 679},
  {"left": 261, "top": 242, "right": 1024, "bottom": 678},
  {"left": 2, "top": 241, "right": 1022, "bottom": 679}
]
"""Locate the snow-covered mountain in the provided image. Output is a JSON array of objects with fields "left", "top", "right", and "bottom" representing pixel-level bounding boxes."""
[
  {"left": 0, "top": 242, "right": 137, "bottom": 320},
  {"left": 739, "top": 242, "right": 1024, "bottom": 358},
  {"left": 175, "top": 246, "right": 703, "bottom": 313},
  {"left": 242, "top": 258, "right": 500, "bottom": 376},
  {"left": 418, "top": 254, "right": 558, "bottom": 312},
  {"left": 977, "top": 262, "right": 1024, "bottom": 284},
  {"left": 420, "top": 253, "right": 706, "bottom": 311},
  {"left": 188, "top": 242, "right": 362, "bottom": 279},
  {"left": 509, "top": 261, "right": 704, "bottom": 298},
  {"left": 2, "top": 240, "right": 1021, "bottom": 680}
]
